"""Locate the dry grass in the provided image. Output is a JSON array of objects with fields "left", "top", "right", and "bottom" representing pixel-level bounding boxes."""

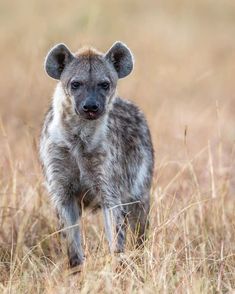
[{"left": 1, "top": 0, "right": 235, "bottom": 293}]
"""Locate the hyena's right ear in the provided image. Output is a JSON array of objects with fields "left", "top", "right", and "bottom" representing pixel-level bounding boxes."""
[{"left": 44, "top": 43, "right": 74, "bottom": 80}]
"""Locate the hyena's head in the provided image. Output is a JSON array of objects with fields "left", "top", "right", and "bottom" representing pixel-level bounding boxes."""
[{"left": 44, "top": 42, "right": 134, "bottom": 120}]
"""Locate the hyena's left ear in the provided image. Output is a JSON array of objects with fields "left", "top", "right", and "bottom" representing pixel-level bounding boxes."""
[
  {"left": 44, "top": 43, "right": 74, "bottom": 80},
  {"left": 105, "top": 41, "right": 134, "bottom": 79}
]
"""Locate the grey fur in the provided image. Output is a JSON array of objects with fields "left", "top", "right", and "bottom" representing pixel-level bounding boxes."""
[{"left": 40, "top": 41, "right": 154, "bottom": 267}]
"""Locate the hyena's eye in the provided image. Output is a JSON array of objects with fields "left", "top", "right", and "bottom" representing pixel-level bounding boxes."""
[
  {"left": 71, "top": 81, "right": 82, "bottom": 90},
  {"left": 98, "top": 81, "right": 110, "bottom": 90}
]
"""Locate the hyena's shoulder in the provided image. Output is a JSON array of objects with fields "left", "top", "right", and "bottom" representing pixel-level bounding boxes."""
[
  {"left": 39, "top": 106, "right": 54, "bottom": 165},
  {"left": 108, "top": 97, "right": 153, "bottom": 151},
  {"left": 107, "top": 97, "right": 154, "bottom": 196},
  {"left": 40, "top": 105, "right": 54, "bottom": 139}
]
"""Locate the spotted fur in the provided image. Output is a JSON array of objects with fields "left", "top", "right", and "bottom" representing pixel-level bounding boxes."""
[{"left": 40, "top": 41, "right": 154, "bottom": 267}]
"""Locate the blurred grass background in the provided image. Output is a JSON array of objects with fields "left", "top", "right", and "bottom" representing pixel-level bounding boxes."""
[{"left": 0, "top": 0, "right": 235, "bottom": 293}]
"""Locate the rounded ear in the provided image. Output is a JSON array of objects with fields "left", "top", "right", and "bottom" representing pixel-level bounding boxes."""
[
  {"left": 44, "top": 43, "right": 74, "bottom": 80},
  {"left": 105, "top": 41, "right": 134, "bottom": 79}
]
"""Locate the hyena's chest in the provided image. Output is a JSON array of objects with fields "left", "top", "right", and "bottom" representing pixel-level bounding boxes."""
[{"left": 73, "top": 145, "right": 108, "bottom": 209}]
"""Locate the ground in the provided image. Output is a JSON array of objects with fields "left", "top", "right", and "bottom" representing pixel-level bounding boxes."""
[{"left": 0, "top": 0, "right": 235, "bottom": 293}]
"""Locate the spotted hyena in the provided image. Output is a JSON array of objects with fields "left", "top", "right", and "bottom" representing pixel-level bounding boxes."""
[{"left": 40, "top": 41, "right": 154, "bottom": 267}]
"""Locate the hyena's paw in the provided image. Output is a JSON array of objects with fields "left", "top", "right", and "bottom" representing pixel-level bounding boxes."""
[
  {"left": 114, "top": 246, "right": 125, "bottom": 254},
  {"left": 68, "top": 251, "right": 85, "bottom": 268}
]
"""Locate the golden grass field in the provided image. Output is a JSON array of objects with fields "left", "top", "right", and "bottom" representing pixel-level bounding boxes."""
[{"left": 1, "top": 0, "right": 235, "bottom": 293}]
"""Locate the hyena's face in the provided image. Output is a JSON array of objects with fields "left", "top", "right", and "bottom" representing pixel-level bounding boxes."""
[
  {"left": 60, "top": 52, "right": 118, "bottom": 120},
  {"left": 45, "top": 42, "right": 134, "bottom": 120}
]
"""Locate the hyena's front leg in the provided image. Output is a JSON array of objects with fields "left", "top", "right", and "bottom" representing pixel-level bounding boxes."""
[
  {"left": 103, "top": 205, "right": 126, "bottom": 253},
  {"left": 57, "top": 198, "right": 84, "bottom": 267}
]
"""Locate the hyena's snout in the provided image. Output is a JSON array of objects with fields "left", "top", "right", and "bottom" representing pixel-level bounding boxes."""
[
  {"left": 76, "top": 95, "right": 105, "bottom": 120},
  {"left": 82, "top": 99, "right": 99, "bottom": 113}
]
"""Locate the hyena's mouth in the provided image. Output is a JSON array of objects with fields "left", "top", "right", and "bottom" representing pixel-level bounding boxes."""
[
  {"left": 87, "top": 111, "right": 98, "bottom": 120},
  {"left": 82, "top": 111, "right": 100, "bottom": 120},
  {"left": 75, "top": 107, "right": 103, "bottom": 120}
]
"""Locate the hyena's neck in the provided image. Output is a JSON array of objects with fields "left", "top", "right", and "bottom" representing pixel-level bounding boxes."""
[{"left": 51, "top": 84, "right": 109, "bottom": 151}]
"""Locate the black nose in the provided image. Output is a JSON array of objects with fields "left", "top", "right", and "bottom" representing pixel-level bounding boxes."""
[{"left": 82, "top": 102, "right": 99, "bottom": 112}]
